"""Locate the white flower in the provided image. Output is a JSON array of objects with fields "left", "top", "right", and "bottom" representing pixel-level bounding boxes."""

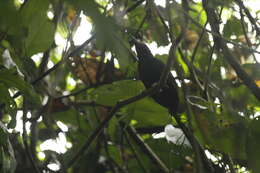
[{"left": 164, "top": 124, "right": 191, "bottom": 147}]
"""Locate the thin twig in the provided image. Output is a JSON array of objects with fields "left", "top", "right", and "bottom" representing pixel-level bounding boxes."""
[
  {"left": 125, "top": 0, "right": 145, "bottom": 14},
  {"left": 10, "top": 35, "right": 95, "bottom": 100},
  {"left": 175, "top": 67, "right": 214, "bottom": 173},
  {"left": 178, "top": 48, "right": 204, "bottom": 91},
  {"left": 181, "top": 8, "right": 260, "bottom": 55},
  {"left": 22, "top": 104, "right": 42, "bottom": 173},
  {"left": 56, "top": 78, "right": 128, "bottom": 99},
  {"left": 134, "top": 12, "right": 148, "bottom": 37},
  {"left": 235, "top": 0, "right": 260, "bottom": 36},
  {"left": 122, "top": 124, "right": 150, "bottom": 173},
  {"left": 239, "top": 8, "right": 258, "bottom": 63},
  {"left": 202, "top": 44, "right": 216, "bottom": 112},
  {"left": 191, "top": 21, "right": 208, "bottom": 63},
  {"left": 125, "top": 125, "right": 170, "bottom": 173},
  {"left": 154, "top": 4, "right": 174, "bottom": 43},
  {"left": 178, "top": 48, "right": 226, "bottom": 102},
  {"left": 153, "top": 4, "right": 182, "bottom": 86},
  {"left": 65, "top": 80, "right": 172, "bottom": 169},
  {"left": 202, "top": 0, "right": 260, "bottom": 101},
  {"left": 71, "top": 101, "right": 112, "bottom": 108}
]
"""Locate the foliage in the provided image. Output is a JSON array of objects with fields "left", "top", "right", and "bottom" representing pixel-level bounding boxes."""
[{"left": 0, "top": 0, "right": 259, "bottom": 172}]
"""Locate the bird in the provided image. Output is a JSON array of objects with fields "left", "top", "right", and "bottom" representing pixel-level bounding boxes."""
[
  {"left": 132, "top": 39, "right": 179, "bottom": 114},
  {"left": 132, "top": 39, "right": 221, "bottom": 173}
]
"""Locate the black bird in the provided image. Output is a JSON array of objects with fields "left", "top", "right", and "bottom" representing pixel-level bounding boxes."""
[
  {"left": 133, "top": 39, "right": 179, "bottom": 114},
  {"left": 133, "top": 39, "right": 220, "bottom": 173}
]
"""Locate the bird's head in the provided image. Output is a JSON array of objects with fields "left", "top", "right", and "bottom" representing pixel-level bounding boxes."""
[{"left": 130, "top": 38, "right": 154, "bottom": 61}]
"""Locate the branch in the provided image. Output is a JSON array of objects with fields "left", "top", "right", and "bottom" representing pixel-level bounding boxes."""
[
  {"left": 202, "top": 0, "right": 260, "bottom": 101},
  {"left": 22, "top": 104, "right": 42, "bottom": 173},
  {"left": 181, "top": 8, "right": 260, "bottom": 55},
  {"left": 239, "top": 8, "right": 258, "bottom": 63},
  {"left": 11, "top": 35, "right": 95, "bottom": 100},
  {"left": 174, "top": 68, "right": 214, "bottom": 173},
  {"left": 57, "top": 78, "right": 128, "bottom": 99},
  {"left": 123, "top": 124, "right": 150, "bottom": 173},
  {"left": 191, "top": 21, "right": 208, "bottom": 63},
  {"left": 155, "top": 4, "right": 214, "bottom": 171},
  {"left": 158, "top": 42, "right": 178, "bottom": 87},
  {"left": 125, "top": 125, "right": 170, "bottom": 173},
  {"left": 33, "top": 34, "right": 96, "bottom": 85},
  {"left": 235, "top": 0, "right": 260, "bottom": 36},
  {"left": 153, "top": 4, "right": 183, "bottom": 87},
  {"left": 71, "top": 101, "right": 111, "bottom": 108},
  {"left": 65, "top": 81, "right": 169, "bottom": 169},
  {"left": 125, "top": 0, "right": 145, "bottom": 14}
]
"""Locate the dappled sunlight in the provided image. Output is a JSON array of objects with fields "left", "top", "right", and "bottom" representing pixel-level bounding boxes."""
[{"left": 1, "top": 0, "right": 259, "bottom": 172}]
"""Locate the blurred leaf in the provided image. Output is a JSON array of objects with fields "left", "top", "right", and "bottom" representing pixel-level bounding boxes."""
[
  {"left": 208, "top": 0, "right": 233, "bottom": 8},
  {"left": 0, "top": 84, "right": 17, "bottom": 128},
  {"left": 127, "top": 4, "right": 147, "bottom": 30},
  {"left": 0, "top": 122, "right": 16, "bottom": 173},
  {"left": 224, "top": 85, "right": 259, "bottom": 112},
  {"left": 0, "top": 0, "right": 22, "bottom": 36},
  {"left": 0, "top": 68, "right": 41, "bottom": 106},
  {"left": 106, "top": 144, "right": 123, "bottom": 165},
  {"left": 0, "top": 122, "right": 8, "bottom": 146},
  {"left": 146, "top": 2, "right": 169, "bottom": 46},
  {"left": 20, "top": 0, "right": 55, "bottom": 57},
  {"left": 176, "top": 52, "right": 189, "bottom": 76},
  {"left": 90, "top": 79, "right": 170, "bottom": 127},
  {"left": 52, "top": 109, "right": 81, "bottom": 127},
  {"left": 189, "top": 2, "right": 207, "bottom": 26},
  {"left": 126, "top": 98, "right": 170, "bottom": 127},
  {"left": 71, "top": 0, "right": 132, "bottom": 69},
  {"left": 223, "top": 16, "right": 243, "bottom": 38},
  {"left": 193, "top": 109, "right": 247, "bottom": 159},
  {"left": 89, "top": 80, "right": 144, "bottom": 106},
  {"left": 243, "top": 63, "right": 260, "bottom": 80},
  {"left": 246, "top": 118, "right": 260, "bottom": 172},
  {"left": 24, "top": 19, "right": 55, "bottom": 57},
  {"left": 146, "top": 138, "right": 192, "bottom": 170}
]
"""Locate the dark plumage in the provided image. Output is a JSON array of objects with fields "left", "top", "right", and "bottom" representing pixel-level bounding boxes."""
[
  {"left": 133, "top": 39, "right": 220, "bottom": 173},
  {"left": 133, "top": 40, "right": 179, "bottom": 114}
]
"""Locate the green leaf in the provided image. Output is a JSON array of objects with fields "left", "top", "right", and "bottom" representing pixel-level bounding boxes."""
[
  {"left": 126, "top": 98, "right": 170, "bottom": 127},
  {"left": 243, "top": 63, "right": 260, "bottom": 80},
  {"left": 0, "top": 122, "right": 16, "bottom": 173},
  {"left": 146, "top": 2, "right": 169, "bottom": 46},
  {"left": 189, "top": 2, "right": 207, "bottom": 26},
  {"left": 223, "top": 16, "right": 243, "bottom": 38},
  {"left": 90, "top": 80, "right": 171, "bottom": 127},
  {"left": 224, "top": 85, "right": 258, "bottom": 112},
  {"left": 0, "top": 84, "right": 17, "bottom": 128},
  {"left": 193, "top": 109, "right": 247, "bottom": 159},
  {"left": 0, "top": 0, "right": 21, "bottom": 35},
  {"left": 53, "top": 109, "right": 83, "bottom": 127},
  {"left": 89, "top": 80, "right": 144, "bottom": 106},
  {"left": 24, "top": 19, "right": 55, "bottom": 57},
  {"left": 246, "top": 119, "right": 260, "bottom": 172},
  {"left": 71, "top": 0, "right": 132, "bottom": 69},
  {"left": 0, "top": 68, "right": 41, "bottom": 106},
  {"left": 146, "top": 138, "right": 192, "bottom": 170},
  {"left": 20, "top": 0, "right": 55, "bottom": 56},
  {"left": 176, "top": 52, "right": 189, "bottom": 76},
  {"left": 0, "top": 122, "right": 8, "bottom": 146}
]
